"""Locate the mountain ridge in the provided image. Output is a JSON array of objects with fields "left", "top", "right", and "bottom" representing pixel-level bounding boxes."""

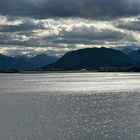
[
  {"left": 40, "top": 47, "right": 135, "bottom": 71},
  {"left": 0, "top": 54, "right": 58, "bottom": 70}
]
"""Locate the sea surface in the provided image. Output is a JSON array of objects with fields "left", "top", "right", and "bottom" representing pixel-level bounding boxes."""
[{"left": 0, "top": 72, "right": 140, "bottom": 140}]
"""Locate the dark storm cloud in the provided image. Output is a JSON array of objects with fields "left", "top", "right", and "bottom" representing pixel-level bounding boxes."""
[
  {"left": 117, "top": 20, "right": 140, "bottom": 32},
  {"left": 0, "top": 19, "right": 45, "bottom": 32},
  {"left": 0, "top": 0, "right": 140, "bottom": 19},
  {"left": 0, "top": 36, "right": 28, "bottom": 46},
  {"left": 54, "top": 26, "right": 127, "bottom": 44}
]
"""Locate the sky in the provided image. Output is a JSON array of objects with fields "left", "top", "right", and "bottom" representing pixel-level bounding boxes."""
[{"left": 1, "top": 0, "right": 140, "bottom": 56}]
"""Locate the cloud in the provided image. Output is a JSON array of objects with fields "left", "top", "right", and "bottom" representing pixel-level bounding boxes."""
[
  {"left": 0, "top": 18, "right": 133, "bottom": 55},
  {"left": 117, "top": 19, "right": 140, "bottom": 32},
  {"left": 0, "top": 16, "right": 140, "bottom": 56},
  {"left": 57, "top": 24, "right": 127, "bottom": 44},
  {"left": 0, "top": 18, "right": 45, "bottom": 32},
  {"left": 0, "top": 0, "right": 140, "bottom": 19}
]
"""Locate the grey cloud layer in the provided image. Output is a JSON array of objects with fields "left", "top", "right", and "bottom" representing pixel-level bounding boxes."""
[
  {"left": 117, "top": 20, "right": 140, "bottom": 32},
  {"left": 1, "top": 17, "right": 137, "bottom": 56},
  {"left": 0, "top": 19, "right": 129, "bottom": 47},
  {"left": 61, "top": 27, "right": 126, "bottom": 41},
  {"left": 0, "top": 20, "right": 45, "bottom": 32},
  {"left": 0, "top": 0, "right": 140, "bottom": 19}
]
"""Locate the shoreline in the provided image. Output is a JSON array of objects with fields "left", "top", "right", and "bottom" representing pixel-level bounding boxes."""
[
  {"left": 1, "top": 70, "right": 140, "bottom": 74},
  {"left": 1, "top": 66, "right": 140, "bottom": 74}
]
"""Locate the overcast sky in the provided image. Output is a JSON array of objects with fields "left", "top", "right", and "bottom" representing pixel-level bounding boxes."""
[{"left": 1, "top": 0, "right": 140, "bottom": 56}]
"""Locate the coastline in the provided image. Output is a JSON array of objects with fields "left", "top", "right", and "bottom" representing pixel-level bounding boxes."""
[{"left": 1, "top": 70, "right": 140, "bottom": 74}]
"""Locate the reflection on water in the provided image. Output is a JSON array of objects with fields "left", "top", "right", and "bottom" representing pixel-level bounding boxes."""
[{"left": 0, "top": 73, "right": 140, "bottom": 140}]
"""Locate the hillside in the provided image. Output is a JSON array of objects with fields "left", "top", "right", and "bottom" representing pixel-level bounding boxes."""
[
  {"left": 40, "top": 48, "right": 134, "bottom": 70},
  {"left": 0, "top": 54, "right": 58, "bottom": 70},
  {"left": 128, "top": 49, "right": 140, "bottom": 65}
]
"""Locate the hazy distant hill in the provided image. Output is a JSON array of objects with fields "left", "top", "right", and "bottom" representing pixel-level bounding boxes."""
[
  {"left": 0, "top": 54, "right": 30, "bottom": 70},
  {"left": 128, "top": 49, "right": 140, "bottom": 65},
  {"left": 0, "top": 54, "right": 58, "bottom": 70},
  {"left": 116, "top": 45, "right": 139, "bottom": 51},
  {"left": 41, "top": 48, "right": 134, "bottom": 70},
  {"left": 120, "top": 48, "right": 135, "bottom": 54},
  {"left": 28, "top": 54, "right": 58, "bottom": 68}
]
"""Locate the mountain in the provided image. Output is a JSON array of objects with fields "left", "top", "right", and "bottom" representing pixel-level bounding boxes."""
[
  {"left": 128, "top": 49, "right": 140, "bottom": 65},
  {"left": 40, "top": 47, "right": 134, "bottom": 70},
  {"left": 116, "top": 45, "right": 140, "bottom": 51},
  {"left": 28, "top": 54, "right": 58, "bottom": 68},
  {"left": 120, "top": 48, "right": 135, "bottom": 55},
  {"left": 0, "top": 54, "right": 30, "bottom": 70},
  {"left": 0, "top": 54, "right": 58, "bottom": 70}
]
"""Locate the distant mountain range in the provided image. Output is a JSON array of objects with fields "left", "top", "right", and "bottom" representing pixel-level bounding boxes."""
[
  {"left": 120, "top": 48, "right": 135, "bottom": 55},
  {"left": 40, "top": 47, "right": 135, "bottom": 71},
  {"left": 0, "top": 54, "right": 58, "bottom": 70},
  {"left": 1, "top": 47, "right": 140, "bottom": 72},
  {"left": 128, "top": 49, "right": 140, "bottom": 63}
]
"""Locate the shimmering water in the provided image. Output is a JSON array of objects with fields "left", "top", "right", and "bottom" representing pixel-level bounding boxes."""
[{"left": 0, "top": 73, "right": 140, "bottom": 140}]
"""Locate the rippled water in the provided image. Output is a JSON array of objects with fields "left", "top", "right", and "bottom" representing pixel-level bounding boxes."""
[{"left": 0, "top": 73, "right": 140, "bottom": 140}]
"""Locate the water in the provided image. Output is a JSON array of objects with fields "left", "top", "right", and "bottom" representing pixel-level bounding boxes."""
[{"left": 0, "top": 72, "right": 140, "bottom": 140}]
